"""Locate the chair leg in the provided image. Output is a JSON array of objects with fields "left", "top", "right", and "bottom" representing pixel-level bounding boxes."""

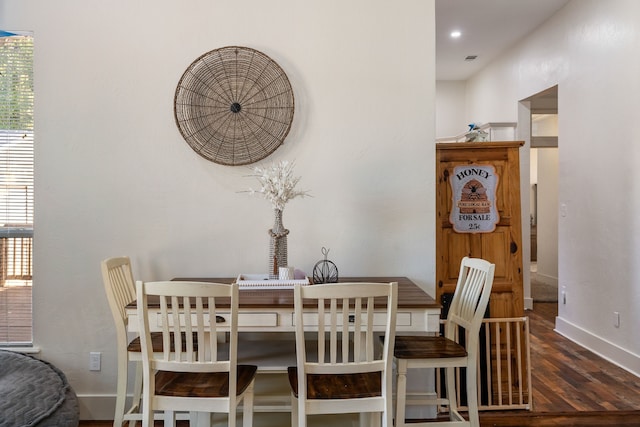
[
  {"left": 466, "top": 362, "right": 479, "bottom": 427},
  {"left": 242, "top": 382, "right": 255, "bottom": 427},
  {"left": 228, "top": 404, "right": 237, "bottom": 427},
  {"left": 113, "top": 352, "right": 128, "bottom": 427},
  {"left": 383, "top": 366, "right": 393, "bottom": 427},
  {"left": 395, "top": 359, "right": 408, "bottom": 427},
  {"left": 445, "top": 366, "right": 459, "bottom": 421},
  {"left": 141, "top": 393, "right": 151, "bottom": 427},
  {"left": 127, "top": 359, "right": 143, "bottom": 427},
  {"left": 291, "top": 394, "right": 301, "bottom": 427}
]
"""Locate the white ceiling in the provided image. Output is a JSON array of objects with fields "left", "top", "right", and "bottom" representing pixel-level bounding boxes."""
[{"left": 436, "top": 0, "right": 570, "bottom": 81}]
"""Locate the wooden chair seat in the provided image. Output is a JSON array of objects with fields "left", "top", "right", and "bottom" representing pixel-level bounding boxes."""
[
  {"left": 155, "top": 365, "right": 258, "bottom": 397},
  {"left": 127, "top": 332, "right": 198, "bottom": 353},
  {"left": 393, "top": 336, "right": 467, "bottom": 359},
  {"left": 287, "top": 367, "right": 382, "bottom": 399}
]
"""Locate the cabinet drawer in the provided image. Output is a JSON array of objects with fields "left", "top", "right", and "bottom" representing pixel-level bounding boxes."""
[
  {"left": 292, "top": 312, "right": 411, "bottom": 327},
  {"left": 397, "top": 312, "right": 411, "bottom": 326},
  {"left": 155, "top": 312, "right": 279, "bottom": 328},
  {"left": 239, "top": 313, "right": 278, "bottom": 327}
]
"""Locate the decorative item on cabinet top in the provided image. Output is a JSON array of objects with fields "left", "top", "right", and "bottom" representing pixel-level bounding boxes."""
[
  {"left": 436, "top": 122, "right": 516, "bottom": 143},
  {"left": 174, "top": 46, "right": 295, "bottom": 166}
]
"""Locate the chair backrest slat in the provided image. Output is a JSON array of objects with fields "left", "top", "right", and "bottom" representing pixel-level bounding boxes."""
[
  {"left": 317, "top": 298, "right": 325, "bottom": 363},
  {"left": 366, "top": 295, "right": 375, "bottom": 362},
  {"left": 329, "top": 298, "right": 337, "bottom": 364},
  {"left": 445, "top": 257, "right": 495, "bottom": 347},
  {"left": 204, "top": 296, "right": 215, "bottom": 362},
  {"left": 159, "top": 296, "right": 171, "bottom": 361},
  {"left": 294, "top": 282, "right": 398, "bottom": 376},
  {"left": 341, "top": 297, "right": 349, "bottom": 363},
  {"left": 353, "top": 297, "right": 361, "bottom": 362},
  {"left": 101, "top": 257, "right": 136, "bottom": 329}
]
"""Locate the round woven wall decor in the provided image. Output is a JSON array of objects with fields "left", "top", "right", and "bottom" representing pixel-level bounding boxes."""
[{"left": 174, "top": 46, "right": 295, "bottom": 166}]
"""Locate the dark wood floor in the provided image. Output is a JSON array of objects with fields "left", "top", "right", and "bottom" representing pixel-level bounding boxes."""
[
  {"left": 481, "top": 302, "right": 640, "bottom": 426},
  {"left": 80, "top": 302, "right": 640, "bottom": 427},
  {"left": 529, "top": 303, "right": 640, "bottom": 412}
]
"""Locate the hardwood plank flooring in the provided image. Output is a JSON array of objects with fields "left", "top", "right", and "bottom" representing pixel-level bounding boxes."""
[
  {"left": 479, "top": 410, "right": 640, "bottom": 426},
  {"left": 78, "top": 302, "right": 640, "bottom": 426},
  {"left": 529, "top": 302, "right": 640, "bottom": 412},
  {"left": 478, "top": 302, "right": 640, "bottom": 426}
]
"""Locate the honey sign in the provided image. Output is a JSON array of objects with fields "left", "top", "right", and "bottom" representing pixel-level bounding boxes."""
[{"left": 450, "top": 164, "right": 499, "bottom": 233}]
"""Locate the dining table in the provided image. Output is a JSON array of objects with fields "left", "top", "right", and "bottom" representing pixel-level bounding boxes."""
[
  {"left": 127, "top": 276, "right": 439, "bottom": 334},
  {"left": 125, "top": 276, "right": 441, "bottom": 415}
]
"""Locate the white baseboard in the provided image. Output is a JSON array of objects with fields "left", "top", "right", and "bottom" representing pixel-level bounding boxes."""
[
  {"left": 524, "top": 297, "right": 533, "bottom": 310},
  {"left": 555, "top": 316, "right": 640, "bottom": 378},
  {"left": 77, "top": 395, "right": 192, "bottom": 420}
]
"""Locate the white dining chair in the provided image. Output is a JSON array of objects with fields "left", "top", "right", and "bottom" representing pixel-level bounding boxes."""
[
  {"left": 287, "top": 281, "right": 398, "bottom": 427},
  {"left": 392, "top": 257, "right": 495, "bottom": 427},
  {"left": 102, "top": 256, "right": 189, "bottom": 426},
  {"left": 136, "top": 280, "right": 257, "bottom": 427},
  {"left": 101, "top": 256, "right": 147, "bottom": 427}
]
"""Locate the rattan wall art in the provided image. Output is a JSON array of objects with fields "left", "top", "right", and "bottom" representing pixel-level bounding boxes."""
[{"left": 174, "top": 46, "right": 295, "bottom": 166}]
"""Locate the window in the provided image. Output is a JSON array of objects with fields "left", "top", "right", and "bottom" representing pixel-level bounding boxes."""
[{"left": 0, "top": 32, "right": 34, "bottom": 346}]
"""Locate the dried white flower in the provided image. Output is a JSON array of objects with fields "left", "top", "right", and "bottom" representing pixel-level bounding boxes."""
[{"left": 245, "top": 160, "right": 310, "bottom": 211}]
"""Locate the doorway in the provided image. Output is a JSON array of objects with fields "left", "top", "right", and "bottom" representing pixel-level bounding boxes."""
[{"left": 524, "top": 86, "right": 559, "bottom": 306}]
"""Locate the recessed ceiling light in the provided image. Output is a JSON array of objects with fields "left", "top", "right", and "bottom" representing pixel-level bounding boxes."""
[{"left": 450, "top": 31, "right": 461, "bottom": 38}]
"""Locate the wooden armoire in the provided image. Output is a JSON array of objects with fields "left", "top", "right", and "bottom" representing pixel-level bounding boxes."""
[{"left": 436, "top": 141, "right": 524, "bottom": 319}]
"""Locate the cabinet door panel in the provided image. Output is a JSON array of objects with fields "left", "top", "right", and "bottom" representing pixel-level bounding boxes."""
[
  {"left": 480, "top": 228, "right": 509, "bottom": 280},
  {"left": 437, "top": 228, "right": 471, "bottom": 296},
  {"left": 436, "top": 142, "right": 524, "bottom": 318}
]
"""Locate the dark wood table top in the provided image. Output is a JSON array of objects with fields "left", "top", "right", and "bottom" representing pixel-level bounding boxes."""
[{"left": 161, "top": 276, "right": 438, "bottom": 309}]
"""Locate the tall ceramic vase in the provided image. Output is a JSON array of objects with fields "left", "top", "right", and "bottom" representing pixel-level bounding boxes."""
[{"left": 268, "top": 209, "right": 289, "bottom": 279}]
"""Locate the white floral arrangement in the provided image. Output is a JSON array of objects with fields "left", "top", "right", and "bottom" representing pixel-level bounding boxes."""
[{"left": 245, "top": 160, "right": 310, "bottom": 211}]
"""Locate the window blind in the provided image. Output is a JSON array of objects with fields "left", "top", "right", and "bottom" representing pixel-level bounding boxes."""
[
  {"left": 0, "top": 33, "right": 33, "bottom": 345},
  {"left": 0, "top": 35, "right": 34, "bottom": 228}
]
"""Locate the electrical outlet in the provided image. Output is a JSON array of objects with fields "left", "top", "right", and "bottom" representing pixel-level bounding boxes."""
[
  {"left": 89, "top": 352, "right": 101, "bottom": 371},
  {"left": 613, "top": 312, "right": 620, "bottom": 328}
]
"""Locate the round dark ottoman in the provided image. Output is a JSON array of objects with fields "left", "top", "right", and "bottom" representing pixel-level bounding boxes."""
[{"left": 0, "top": 350, "right": 79, "bottom": 427}]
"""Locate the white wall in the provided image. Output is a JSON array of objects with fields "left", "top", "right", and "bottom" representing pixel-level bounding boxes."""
[
  {"left": 1, "top": 0, "right": 436, "bottom": 418},
  {"left": 435, "top": 80, "right": 466, "bottom": 138},
  {"left": 536, "top": 148, "right": 559, "bottom": 286},
  {"left": 529, "top": 146, "right": 560, "bottom": 287},
  {"left": 530, "top": 149, "right": 538, "bottom": 226},
  {"left": 464, "top": 0, "right": 640, "bottom": 376}
]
